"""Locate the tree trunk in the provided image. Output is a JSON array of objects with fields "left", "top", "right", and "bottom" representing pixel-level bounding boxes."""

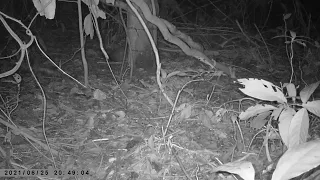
[{"left": 127, "top": 0, "right": 158, "bottom": 74}]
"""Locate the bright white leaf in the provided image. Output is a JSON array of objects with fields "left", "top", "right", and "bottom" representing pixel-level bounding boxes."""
[
  {"left": 213, "top": 161, "right": 255, "bottom": 180},
  {"left": 239, "top": 104, "right": 277, "bottom": 120},
  {"left": 302, "top": 100, "right": 320, "bottom": 117},
  {"left": 285, "top": 83, "right": 296, "bottom": 97},
  {"left": 271, "top": 140, "right": 320, "bottom": 180},
  {"left": 84, "top": 14, "right": 94, "bottom": 39},
  {"left": 288, "top": 108, "right": 309, "bottom": 149},
  {"left": 32, "top": 0, "right": 56, "bottom": 19},
  {"left": 278, "top": 107, "right": 296, "bottom": 147},
  {"left": 96, "top": 6, "right": 106, "bottom": 19},
  {"left": 237, "top": 78, "right": 286, "bottom": 103},
  {"left": 300, "top": 81, "right": 320, "bottom": 103}
]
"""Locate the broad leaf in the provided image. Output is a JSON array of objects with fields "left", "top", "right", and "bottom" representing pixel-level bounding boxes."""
[
  {"left": 288, "top": 108, "right": 309, "bottom": 148},
  {"left": 302, "top": 100, "right": 320, "bottom": 117},
  {"left": 239, "top": 104, "right": 277, "bottom": 120},
  {"left": 213, "top": 161, "right": 255, "bottom": 180},
  {"left": 278, "top": 107, "right": 296, "bottom": 147},
  {"left": 32, "top": 0, "right": 56, "bottom": 19},
  {"left": 283, "top": 83, "right": 296, "bottom": 98},
  {"left": 300, "top": 81, "right": 320, "bottom": 103},
  {"left": 84, "top": 14, "right": 94, "bottom": 39},
  {"left": 272, "top": 140, "right": 320, "bottom": 180},
  {"left": 250, "top": 111, "right": 271, "bottom": 129},
  {"left": 237, "top": 78, "right": 286, "bottom": 103}
]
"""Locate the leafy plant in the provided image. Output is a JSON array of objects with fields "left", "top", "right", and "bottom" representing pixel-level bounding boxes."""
[
  {"left": 237, "top": 78, "right": 320, "bottom": 179},
  {"left": 210, "top": 79, "right": 320, "bottom": 180},
  {"left": 237, "top": 78, "right": 320, "bottom": 148}
]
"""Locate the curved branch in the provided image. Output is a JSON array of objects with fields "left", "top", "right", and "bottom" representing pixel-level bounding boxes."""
[
  {"left": 131, "top": 0, "right": 235, "bottom": 77},
  {"left": 0, "top": 13, "right": 33, "bottom": 78}
]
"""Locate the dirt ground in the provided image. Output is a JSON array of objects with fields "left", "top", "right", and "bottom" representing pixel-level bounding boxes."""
[{"left": 0, "top": 23, "right": 320, "bottom": 180}]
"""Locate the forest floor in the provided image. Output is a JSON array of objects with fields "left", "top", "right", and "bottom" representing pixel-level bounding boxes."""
[{"left": 0, "top": 24, "right": 320, "bottom": 180}]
